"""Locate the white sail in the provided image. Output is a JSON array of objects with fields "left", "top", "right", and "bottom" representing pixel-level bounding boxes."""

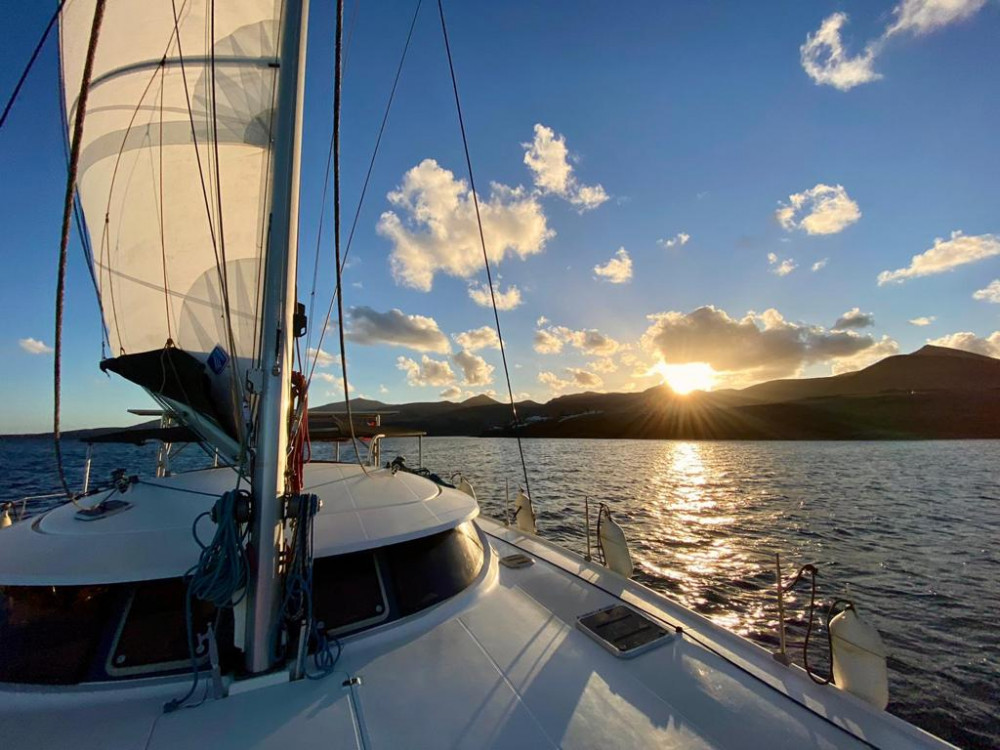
[{"left": 60, "top": 0, "right": 283, "bottom": 441}]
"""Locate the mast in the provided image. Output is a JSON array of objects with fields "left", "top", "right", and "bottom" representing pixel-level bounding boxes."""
[{"left": 245, "top": 0, "right": 309, "bottom": 673}]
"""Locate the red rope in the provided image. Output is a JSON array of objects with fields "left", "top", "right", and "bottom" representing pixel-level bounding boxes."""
[{"left": 289, "top": 371, "right": 311, "bottom": 495}]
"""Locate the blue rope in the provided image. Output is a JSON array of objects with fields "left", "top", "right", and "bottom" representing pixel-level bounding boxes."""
[{"left": 165, "top": 489, "right": 250, "bottom": 712}]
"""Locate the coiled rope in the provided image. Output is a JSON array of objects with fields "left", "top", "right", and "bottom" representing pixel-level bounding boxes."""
[{"left": 165, "top": 489, "right": 251, "bottom": 712}]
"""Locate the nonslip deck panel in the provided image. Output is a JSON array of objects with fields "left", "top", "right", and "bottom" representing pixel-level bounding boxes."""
[{"left": 577, "top": 604, "right": 672, "bottom": 656}]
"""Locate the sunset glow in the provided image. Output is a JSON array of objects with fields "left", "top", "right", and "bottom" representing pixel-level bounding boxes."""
[{"left": 652, "top": 362, "right": 716, "bottom": 395}]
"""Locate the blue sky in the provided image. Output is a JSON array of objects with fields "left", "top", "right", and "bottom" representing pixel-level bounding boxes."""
[{"left": 2, "top": 0, "right": 999, "bottom": 431}]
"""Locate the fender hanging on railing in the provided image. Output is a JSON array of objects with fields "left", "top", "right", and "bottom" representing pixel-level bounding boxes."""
[{"left": 597, "top": 504, "right": 634, "bottom": 578}]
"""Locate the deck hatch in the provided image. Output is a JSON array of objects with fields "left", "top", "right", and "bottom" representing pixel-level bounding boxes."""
[{"left": 577, "top": 604, "right": 673, "bottom": 658}]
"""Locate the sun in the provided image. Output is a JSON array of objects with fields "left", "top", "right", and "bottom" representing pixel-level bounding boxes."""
[{"left": 651, "top": 361, "right": 716, "bottom": 395}]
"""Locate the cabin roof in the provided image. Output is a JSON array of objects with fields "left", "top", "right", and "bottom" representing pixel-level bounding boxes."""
[{"left": 0, "top": 463, "right": 476, "bottom": 586}]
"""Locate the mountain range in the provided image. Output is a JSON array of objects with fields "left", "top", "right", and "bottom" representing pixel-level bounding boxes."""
[
  {"left": 7, "top": 345, "right": 1000, "bottom": 441},
  {"left": 314, "top": 345, "right": 1000, "bottom": 440}
]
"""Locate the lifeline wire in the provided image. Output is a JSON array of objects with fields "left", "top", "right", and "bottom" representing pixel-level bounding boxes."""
[
  {"left": 54, "top": 0, "right": 106, "bottom": 499},
  {"left": 436, "top": 0, "right": 533, "bottom": 500}
]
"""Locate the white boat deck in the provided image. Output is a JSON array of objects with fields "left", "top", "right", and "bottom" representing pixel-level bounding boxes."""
[
  {"left": 0, "top": 463, "right": 477, "bottom": 584},
  {"left": 1, "top": 513, "right": 951, "bottom": 749}
]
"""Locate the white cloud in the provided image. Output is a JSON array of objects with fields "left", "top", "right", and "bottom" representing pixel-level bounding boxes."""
[
  {"left": 533, "top": 322, "right": 620, "bottom": 356},
  {"left": 538, "top": 370, "right": 573, "bottom": 393},
  {"left": 833, "top": 307, "right": 875, "bottom": 329},
  {"left": 800, "top": 13, "right": 882, "bottom": 91},
  {"left": 830, "top": 335, "right": 900, "bottom": 374},
  {"left": 18, "top": 337, "right": 53, "bottom": 355},
  {"left": 928, "top": 331, "right": 1000, "bottom": 357},
  {"left": 659, "top": 232, "right": 691, "bottom": 248},
  {"left": 345, "top": 306, "right": 450, "bottom": 353},
  {"left": 878, "top": 231, "right": 1000, "bottom": 285},
  {"left": 467, "top": 281, "right": 522, "bottom": 310},
  {"left": 453, "top": 326, "right": 500, "bottom": 352},
  {"left": 801, "top": 3, "right": 988, "bottom": 92},
  {"left": 440, "top": 385, "right": 464, "bottom": 400},
  {"left": 593, "top": 247, "right": 632, "bottom": 284},
  {"left": 973, "top": 280, "right": 1000, "bottom": 303},
  {"left": 523, "top": 124, "right": 609, "bottom": 211},
  {"left": 768, "top": 252, "right": 797, "bottom": 277},
  {"left": 566, "top": 367, "right": 603, "bottom": 389},
  {"left": 378, "top": 159, "right": 553, "bottom": 291},
  {"left": 452, "top": 350, "right": 495, "bottom": 386},
  {"left": 313, "top": 372, "right": 346, "bottom": 391},
  {"left": 378, "top": 384, "right": 389, "bottom": 394},
  {"left": 533, "top": 328, "right": 564, "bottom": 354},
  {"left": 641, "top": 305, "right": 896, "bottom": 383},
  {"left": 812, "top": 258, "right": 829, "bottom": 272},
  {"left": 307, "top": 347, "right": 339, "bottom": 368},
  {"left": 777, "top": 184, "right": 861, "bottom": 235},
  {"left": 396, "top": 355, "right": 455, "bottom": 387},
  {"left": 909, "top": 316, "right": 936, "bottom": 326},
  {"left": 589, "top": 358, "right": 618, "bottom": 374},
  {"left": 886, "top": 0, "right": 987, "bottom": 37}
]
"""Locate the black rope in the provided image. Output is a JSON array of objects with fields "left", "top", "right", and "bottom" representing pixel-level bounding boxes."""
[
  {"left": 330, "top": 0, "right": 366, "bottom": 469},
  {"left": 54, "top": 0, "right": 106, "bottom": 497},
  {"left": 436, "top": 0, "right": 532, "bottom": 500},
  {"left": 306, "top": 0, "right": 423, "bottom": 385},
  {"left": 0, "top": 0, "right": 68, "bottom": 132}
]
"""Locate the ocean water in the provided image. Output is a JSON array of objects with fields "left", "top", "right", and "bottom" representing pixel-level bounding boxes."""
[{"left": 2, "top": 436, "right": 997, "bottom": 748}]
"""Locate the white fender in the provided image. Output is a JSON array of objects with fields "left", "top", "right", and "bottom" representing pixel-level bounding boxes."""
[
  {"left": 830, "top": 607, "right": 889, "bottom": 710},
  {"left": 599, "top": 508, "right": 634, "bottom": 577},
  {"left": 513, "top": 489, "right": 536, "bottom": 534},
  {"left": 0, "top": 507, "right": 11, "bottom": 529}
]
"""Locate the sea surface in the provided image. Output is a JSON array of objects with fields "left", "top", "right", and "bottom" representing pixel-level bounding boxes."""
[{"left": 1, "top": 436, "right": 997, "bottom": 749}]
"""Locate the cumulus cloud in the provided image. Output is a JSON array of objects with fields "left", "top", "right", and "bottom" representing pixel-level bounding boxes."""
[
  {"left": 589, "top": 358, "right": 618, "bottom": 374},
  {"left": 877, "top": 231, "right": 1000, "bottom": 285},
  {"left": 641, "top": 305, "right": 895, "bottom": 383},
  {"left": 307, "top": 347, "right": 339, "bottom": 368},
  {"left": 533, "top": 322, "right": 620, "bottom": 356},
  {"left": 928, "top": 331, "right": 1000, "bottom": 357},
  {"left": 973, "top": 280, "right": 1000, "bottom": 303},
  {"left": 378, "top": 159, "right": 553, "bottom": 291},
  {"left": 834, "top": 307, "right": 875, "bottom": 329},
  {"left": 345, "top": 306, "right": 450, "bottom": 353},
  {"left": 523, "top": 124, "right": 609, "bottom": 211},
  {"left": 313, "top": 371, "right": 346, "bottom": 391},
  {"left": 800, "top": 13, "right": 881, "bottom": 91},
  {"left": 396, "top": 355, "right": 455, "bottom": 387},
  {"left": 776, "top": 184, "right": 861, "bottom": 235},
  {"left": 593, "top": 247, "right": 632, "bottom": 284},
  {"left": 566, "top": 368, "right": 603, "bottom": 389},
  {"left": 886, "top": 0, "right": 987, "bottom": 37},
  {"left": 812, "top": 258, "right": 829, "bottom": 272},
  {"left": 18, "top": 337, "right": 53, "bottom": 355},
  {"left": 830, "top": 335, "right": 900, "bottom": 374},
  {"left": 909, "top": 316, "right": 936, "bottom": 326},
  {"left": 440, "top": 385, "right": 464, "bottom": 400},
  {"left": 768, "top": 253, "right": 797, "bottom": 277},
  {"left": 467, "top": 281, "right": 522, "bottom": 310},
  {"left": 453, "top": 326, "right": 500, "bottom": 352},
  {"left": 452, "top": 350, "right": 494, "bottom": 386},
  {"left": 538, "top": 370, "right": 573, "bottom": 393},
  {"left": 659, "top": 232, "right": 690, "bottom": 249},
  {"left": 802, "top": 3, "right": 988, "bottom": 91}
]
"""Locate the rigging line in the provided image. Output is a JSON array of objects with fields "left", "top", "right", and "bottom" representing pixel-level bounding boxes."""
[
  {"left": 304, "top": 0, "right": 362, "bottom": 361},
  {"left": 158, "top": 63, "right": 173, "bottom": 341},
  {"left": 331, "top": 0, "right": 366, "bottom": 472},
  {"left": 0, "top": 0, "right": 68, "bottom": 132},
  {"left": 436, "top": 0, "right": 532, "bottom": 500},
  {"left": 54, "top": 0, "right": 106, "bottom": 498},
  {"left": 55, "top": 56, "right": 109, "bottom": 355},
  {"left": 305, "top": 0, "right": 423, "bottom": 387}
]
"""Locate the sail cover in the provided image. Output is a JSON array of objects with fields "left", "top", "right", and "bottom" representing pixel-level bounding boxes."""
[{"left": 60, "top": 0, "right": 284, "bottom": 443}]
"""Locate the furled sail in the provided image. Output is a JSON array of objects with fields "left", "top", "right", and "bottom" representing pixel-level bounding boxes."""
[{"left": 60, "top": 0, "right": 283, "bottom": 449}]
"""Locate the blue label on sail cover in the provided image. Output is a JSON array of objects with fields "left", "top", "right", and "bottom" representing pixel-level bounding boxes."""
[{"left": 208, "top": 345, "right": 229, "bottom": 375}]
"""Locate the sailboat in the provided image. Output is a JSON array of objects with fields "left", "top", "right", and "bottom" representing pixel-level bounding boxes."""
[{"left": 0, "top": 1, "right": 957, "bottom": 747}]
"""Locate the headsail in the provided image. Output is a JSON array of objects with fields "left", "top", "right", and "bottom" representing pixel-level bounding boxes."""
[{"left": 60, "top": 0, "right": 283, "bottom": 452}]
